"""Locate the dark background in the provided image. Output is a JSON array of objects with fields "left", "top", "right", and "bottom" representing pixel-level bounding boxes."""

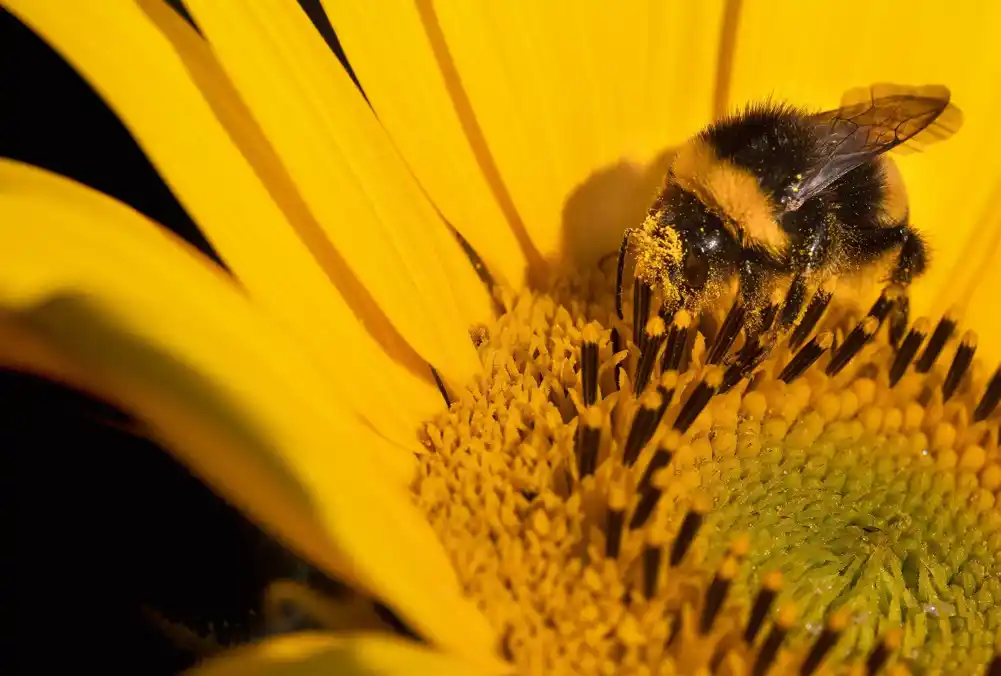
[{"left": 0, "top": 2, "right": 362, "bottom": 672}]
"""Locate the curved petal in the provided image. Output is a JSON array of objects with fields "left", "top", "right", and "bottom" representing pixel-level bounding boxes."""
[
  {"left": 322, "top": 0, "right": 533, "bottom": 288},
  {"left": 182, "top": 0, "right": 491, "bottom": 387},
  {"left": 426, "top": 0, "right": 728, "bottom": 268},
  {"left": 0, "top": 161, "right": 498, "bottom": 667},
  {"left": 725, "top": 0, "right": 1001, "bottom": 359},
  {"left": 188, "top": 632, "right": 493, "bottom": 676},
  {"left": 2, "top": 0, "right": 444, "bottom": 446}
]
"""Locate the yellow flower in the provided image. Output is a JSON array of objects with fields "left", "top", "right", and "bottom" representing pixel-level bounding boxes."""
[{"left": 3, "top": 1, "right": 1001, "bottom": 675}]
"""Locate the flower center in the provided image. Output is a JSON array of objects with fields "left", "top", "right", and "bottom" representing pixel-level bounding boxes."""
[{"left": 414, "top": 262, "right": 1001, "bottom": 675}]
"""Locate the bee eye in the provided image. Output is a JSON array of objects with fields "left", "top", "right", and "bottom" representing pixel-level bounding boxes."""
[{"left": 682, "top": 248, "right": 709, "bottom": 289}]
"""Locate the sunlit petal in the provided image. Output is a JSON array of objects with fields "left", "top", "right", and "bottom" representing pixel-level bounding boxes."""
[
  {"left": 0, "top": 161, "right": 498, "bottom": 666},
  {"left": 726, "top": 0, "right": 1001, "bottom": 359},
  {"left": 188, "top": 632, "right": 492, "bottom": 676},
  {"left": 430, "top": 0, "right": 728, "bottom": 268},
  {"left": 183, "top": 0, "right": 491, "bottom": 387},
  {"left": 2, "top": 0, "right": 445, "bottom": 446},
  {"left": 322, "top": 0, "right": 533, "bottom": 288}
]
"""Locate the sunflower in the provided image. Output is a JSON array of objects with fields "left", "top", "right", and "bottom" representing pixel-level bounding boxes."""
[{"left": 3, "top": 1, "right": 1001, "bottom": 674}]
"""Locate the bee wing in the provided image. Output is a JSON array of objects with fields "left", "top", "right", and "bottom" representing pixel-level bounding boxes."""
[{"left": 784, "top": 84, "right": 963, "bottom": 212}]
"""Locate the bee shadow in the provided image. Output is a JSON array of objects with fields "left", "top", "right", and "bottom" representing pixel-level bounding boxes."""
[{"left": 557, "top": 148, "right": 677, "bottom": 281}]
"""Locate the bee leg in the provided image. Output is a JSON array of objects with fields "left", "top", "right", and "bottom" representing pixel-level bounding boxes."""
[
  {"left": 615, "top": 228, "right": 638, "bottom": 321},
  {"left": 848, "top": 223, "right": 929, "bottom": 347}
]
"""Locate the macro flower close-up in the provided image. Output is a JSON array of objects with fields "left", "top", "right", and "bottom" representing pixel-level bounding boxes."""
[{"left": 4, "top": 1, "right": 1001, "bottom": 675}]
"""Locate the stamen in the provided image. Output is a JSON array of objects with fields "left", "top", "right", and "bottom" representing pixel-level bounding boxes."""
[
  {"left": 674, "top": 368, "right": 722, "bottom": 432},
  {"left": 799, "top": 608, "right": 851, "bottom": 675},
  {"left": 867, "top": 285, "right": 902, "bottom": 325},
  {"left": 865, "top": 628, "right": 902, "bottom": 675},
  {"left": 779, "top": 332, "right": 833, "bottom": 383},
  {"left": 605, "top": 486, "right": 627, "bottom": 559},
  {"left": 581, "top": 323, "right": 600, "bottom": 406},
  {"left": 669, "top": 501, "right": 707, "bottom": 567},
  {"left": 942, "top": 330, "right": 977, "bottom": 401},
  {"left": 630, "top": 440, "right": 676, "bottom": 530},
  {"left": 752, "top": 603, "right": 797, "bottom": 676},
  {"left": 623, "top": 389, "right": 665, "bottom": 467},
  {"left": 780, "top": 274, "right": 808, "bottom": 328},
  {"left": 707, "top": 301, "right": 745, "bottom": 364},
  {"left": 634, "top": 316, "right": 667, "bottom": 395},
  {"left": 615, "top": 230, "right": 631, "bottom": 321},
  {"left": 975, "top": 366, "right": 1001, "bottom": 421},
  {"left": 699, "top": 555, "right": 739, "bottom": 634},
  {"left": 915, "top": 309, "right": 958, "bottom": 373},
  {"left": 744, "top": 571, "right": 783, "bottom": 644},
  {"left": 642, "top": 541, "right": 663, "bottom": 599},
  {"left": 633, "top": 281, "right": 652, "bottom": 349},
  {"left": 789, "top": 281, "right": 834, "bottom": 349},
  {"left": 889, "top": 317, "right": 929, "bottom": 387},
  {"left": 720, "top": 337, "right": 770, "bottom": 394},
  {"left": 988, "top": 633, "right": 1001, "bottom": 676},
  {"left": 575, "top": 407, "right": 603, "bottom": 479},
  {"left": 826, "top": 316, "right": 879, "bottom": 376},
  {"left": 662, "top": 310, "right": 692, "bottom": 372}
]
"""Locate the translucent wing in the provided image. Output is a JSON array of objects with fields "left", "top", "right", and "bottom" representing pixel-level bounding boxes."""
[{"left": 783, "top": 84, "right": 963, "bottom": 212}]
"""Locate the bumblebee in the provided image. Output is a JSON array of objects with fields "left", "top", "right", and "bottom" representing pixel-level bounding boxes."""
[{"left": 618, "top": 84, "right": 963, "bottom": 349}]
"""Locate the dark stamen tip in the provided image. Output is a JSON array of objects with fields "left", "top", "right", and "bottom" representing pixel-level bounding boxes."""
[
  {"left": 673, "top": 369, "right": 722, "bottom": 432},
  {"left": 865, "top": 628, "right": 902, "bottom": 676},
  {"left": 699, "top": 556, "right": 738, "bottom": 634},
  {"left": 430, "top": 365, "right": 452, "bottom": 407},
  {"left": 799, "top": 609, "right": 850, "bottom": 675},
  {"left": 632, "top": 281, "right": 653, "bottom": 349},
  {"left": 623, "top": 390, "right": 664, "bottom": 467},
  {"left": 575, "top": 408, "right": 603, "bottom": 479},
  {"left": 634, "top": 317, "right": 667, "bottom": 396},
  {"left": 642, "top": 544, "right": 662, "bottom": 599},
  {"left": 669, "top": 503, "right": 706, "bottom": 567},
  {"left": 975, "top": 366, "right": 1001, "bottom": 422},
  {"left": 867, "top": 285, "right": 902, "bottom": 324},
  {"left": 707, "top": 300, "right": 745, "bottom": 364},
  {"left": 825, "top": 316, "right": 878, "bottom": 376},
  {"left": 752, "top": 604, "right": 796, "bottom": 676},
  {"left": 888, "top": 317, "right": 929, "bottom": 387},
  {"left": 662, "top": 310, "right": 692, "bottom": 372},
  {"left": 942, "top": 330, "right": 977, "bottom": 401},
  {"left": 744, "top": 571, "right": 782, "bottom": 644},
  {"left": 915, "top": 310, "right": 958, "bottom": 373},
  {"left": 779, "top": 332, "right": 832, "bottom": 383},
  {"left": 789, "top": 284, "right": 833, "bottom": 350},
  {"left": 605, "top": 507, "right": 625, "bottom": 559},
  {"left": 581, "top": 323, "right": 601, "bottom": 406}
]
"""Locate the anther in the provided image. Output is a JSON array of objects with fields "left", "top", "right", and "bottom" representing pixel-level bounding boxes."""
[
  {"left": 654, "top": 371, "right": 678, "bottom": 427},
  {"left": 699, "top": 556, "right": 739, "bottom": 634},
  {"left": 759, "top": 295, "right": 782, "bottom": 336},
  {"left": 942, "top": 330, "right": 977, "bottom": 401},
  {"left": 744, "top": 571, "right": 782, "bottom": 643},
  {"left": 605, "top": 486, "right": 627, "bottom": 559},
  {"left": 630, "top": 445, "right": 674, "bottom": 530},
  {"left": 888, "top": 317, "right": 929, "bottom": 387},
  {"left": 575, "top": 407, "right": 603, "bottom": 479},
  {"left": 988, "top": 632, "right": 1001, "bottom": 676},
  {"left": 865, "top": 628, "right": 902, "bottom": 675},
  {"left": 826, "top": 316, "right": 879, "bottom": 376},
  {"left": 779, "top": 332, "right": 833, "bottom": 383},
  {"left": 789, "top": 282, "right": 834, "bottom": 349},
  {"left": 708, "top": 301, "right": 745, "bottom": 364},
  {"left": 669, "top": 501, "right": 707, "bottom": 567},
  {"left": 674, "top": 368, "right": 722, "bottom": 432},
  {"left": 780, "top": 274, "right": 808, "bottom": 328},
  {"left": 623, "top": 389, "right": 664, "bottom": 467},
  {"left": 799, "top": 608, "right": 851, "bottom": 675},
  {"left": 581, "top": 323, "right": 600, "bottom": 406},
  {"left": 752, "top": 603, "right": 796, "bottom": 676},
  {"left": 720, "top": 337, "right": 770, "bottom": 394},
  {"left": 633, "top": 281, "right": 652, "bottom": 349},
  {"left": 615, "top": 229, "right": 632, "bottom": 321},
  {"left": 642, "top": 544, "right": 662, "bottom": 599},
  {"left": 867, "top": 285, "right": 901, "bottom": 325},
  {"left": 634, "top": 317, "right": 667, "bottom": 395},
  {"left": 662, "top": 310, "right": 692, "bottom": 372},
  {"left": 975, "top": 366, "right": 1001, "bottom": 421},
  {"left": 915, "top": 309, "right": 957, "bottom": 373}
]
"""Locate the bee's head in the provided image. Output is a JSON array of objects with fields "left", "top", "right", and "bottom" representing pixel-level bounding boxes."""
[{"left": 650, "top": 182, "right": 741, "bottom": 306}]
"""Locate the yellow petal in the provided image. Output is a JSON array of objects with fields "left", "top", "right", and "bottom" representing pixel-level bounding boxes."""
[
  {"left": 188, "top": 632, "right": 494, "bottom": 676},
  {"left": 181, "top": 0, "right": 491, "bottom": 387},
  {"left": 322, "top": 0, "right": 533, "bottom": 288},
  {"left": 429, "top": 0, "right": 728, "bottom": 268},
  {"left": 2, "top": 0, "right": 442, "bottom": 447},
  {"left": 725, "top": 0, "right": 1001, "bottom": 360},
  {"left": 0, "top": 161, "right": 498, "bottom": 667}
]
